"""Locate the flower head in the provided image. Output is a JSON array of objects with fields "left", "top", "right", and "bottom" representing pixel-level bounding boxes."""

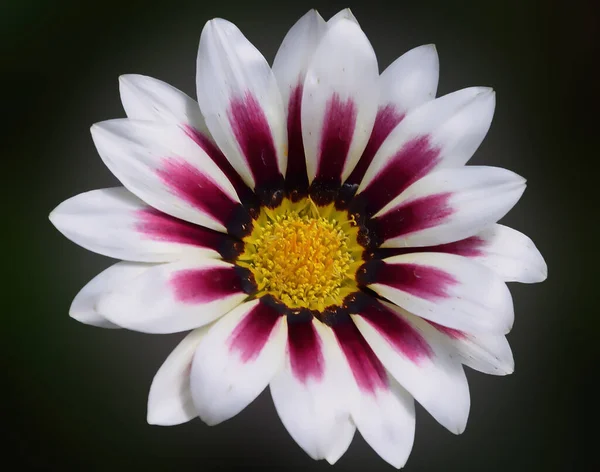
[{"left": 50, "top": 8, "right": 547, "bottom": 468}]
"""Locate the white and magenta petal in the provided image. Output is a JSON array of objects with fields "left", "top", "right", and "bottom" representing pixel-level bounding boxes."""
[
  {"left": 357, "top": 87, "right": 495, "bottom": 216},
  {"left": 68, "top": 261, "right": 153, "bottom": 329},
  {"left": 190, "top": 299, "right": 287, "bottom": 425},
  {"left": 269, "top": 319, "right": 355, "bottom": 463},
  {"left": 301, "top": 19, "right": 379, "bottom": 196},
  {"left": 272, "top": 10, "right": 327, "bottom": 196},
  {"left": 96, "top": 259, "right": 249, "bottom": 333},
  {"left": 147, "top": 326, "right": 211, "bottom": 425},
  {"left": 50, "top": 187, "right": 234, "bottom": 262},
  {"left": 332, "top": 320, "right": 416, "bottom": 468},
  {"left": 430, "top": 323, "right": 514, "bottom": 375},
  {"left": 91, "top": 120, "right": 250, "bottom": 236},
  {"left": 351, "top": 298, "right": 470, "bottom": 434},
  {"left": 346, "top": 44, "right": 439, "bottom": 186},
  {"left": 361, "top": 252, "right": 514, "bottom": 334},
  {"left": 119, "top": 75, "right": 254, "bottom": 204},
  {"left": 196, "top": 19, "right": 286, "bottom": 194},
  {"left": 378, "top": 224, "right": 547, "bottom": 284},
  {"left": 462, "top": 224, "right": 547, "bottom": 283},
  {"left": 371, "top": 166, "right": 526, "bottom": 248}
]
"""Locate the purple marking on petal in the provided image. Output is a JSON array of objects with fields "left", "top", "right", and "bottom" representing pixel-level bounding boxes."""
[
  {"left": 375, "top": 236, "right": 486, "bottom": 259},
  {"left": 358, "top": 299, "right": 433, "bottom": 364},
  {"left": 372, "top": 192, "right": 453, "bottom": 242},
  {"left": 183, "top": 125, "right": 254, "bottom": 203},
  {"left": 288, "top": 321, "right": 324, "bottom": 383},
  {"left": 157, "top": 157, "right": 239, "bottom": 226},
  {"left": 375, "top": 261, "right": 458, "bottom": 301},
  {"left": 136, "top": 208, "right": 226, "bottom": 250},
  {"left": 229, "top": 92, "right": 281, "bottom": 188},
  {"left": 333, "top": 320, "right": 388, "bottom": 394},
  {"left": 427, "top": 321, "right": 466, "bottom": 340},
  {"left": 228, "top": 301, "right": 281, "bottom": 363},
  {"left": 284, "top": 84, "right": 309, "bottom": 196},
  {"left": 315, "top": 93, "right": 358, "bottom": 185},
  {"left": 171, "top": 267, "right": 242, "bottom": 304},
  {"left": 345, "top": 104, "right": 405, "bottom": 187},
  {"left": 360, "top": 136, "right": 441, "bottom": 217}
]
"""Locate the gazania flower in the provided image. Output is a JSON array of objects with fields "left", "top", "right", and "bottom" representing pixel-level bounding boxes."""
[{"left": 49, "top": 8, "right": 547, "bottom": 468}]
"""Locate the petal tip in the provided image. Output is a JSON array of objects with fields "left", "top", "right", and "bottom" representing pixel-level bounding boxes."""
[
  {"left": 146, "top": 407, "right": 179, "bottom": 426},
  {"left": 118, "top": 74, "right": 135, "bottom": 85},
  {"left": 48, "top": 208, "right": 60, "bottom": 225},
  {"left": 538, "top": 262, "right": 548, "bottom": 282},
  {"left": 146, "top": 408, "right": 162, "bottom": 426},
  {"left": 420, "top": 43, "right": 438, "bottom": 53},
  {"left": 90, "top": 122, "right": 105, "bottom": 137},
  {"left": 203, "top": 17, "right": 233, "bottom": 35}
]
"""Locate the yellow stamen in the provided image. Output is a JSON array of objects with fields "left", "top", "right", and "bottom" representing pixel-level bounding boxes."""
[{"left": 237, "top": 198, "right": 363, "bottom": 311}]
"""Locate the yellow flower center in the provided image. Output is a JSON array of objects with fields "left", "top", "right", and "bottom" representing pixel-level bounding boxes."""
[{"left": 237, "top": 198, "right": 363, "bottom": 311}]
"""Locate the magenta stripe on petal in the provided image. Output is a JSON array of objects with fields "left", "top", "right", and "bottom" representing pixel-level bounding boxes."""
[
  {"left": 314, "top": 93, "right": 358, "bottom": 185},
  {"left": 372, "top": 192, "right": 453, "bottom": 242},
  {"left": 288, "top": 321, "right": 324, "bottom": 383},
  {"left": 157, "top": 157, "right": 240, "bottom": 226},
  {"left": 428, "top": 321, "right": 466, "bottom": 340},
  {"left": 360, "top": 136, "right": 441, "bottom": 217},
  {"left": 228, "top": 301, "right": 282, "bottom": 363},
  {"left": 183, "top": 125, "right": 254, "bottom": 203},
  {"left": 345, "top": 104, "right": 405, "bottom": 187},
  {"left": 375, "top": 235, "right": 486, "bottom": 259},
  {"left": 333, "top": 320, "right": 388, "bottom": 394},
  {"left": 358, "top": 299, "right": 433, "bottom": 364},
  {"left": 284, "top": 84, "right": 309, "bottom": 198},
  {"left": 136, "top": 208, "right": 227, "bottom": 250},
  {"left": 229, "top": 92, "right": 281, "bottom": 189},
  {"left": 376, "top": 262, "right": 457, "bottom": 301},
  {"left": 171, "top": 267, "right": 242, "bottom": 304}
]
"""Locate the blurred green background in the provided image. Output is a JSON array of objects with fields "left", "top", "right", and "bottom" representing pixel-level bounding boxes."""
[{"left": 2, "top": 0, "right": 594, "bottom": 469}]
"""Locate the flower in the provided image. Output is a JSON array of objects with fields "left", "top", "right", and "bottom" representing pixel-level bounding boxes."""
[{"left": 49, "top": 8, "right": 547, "bottom": 468}]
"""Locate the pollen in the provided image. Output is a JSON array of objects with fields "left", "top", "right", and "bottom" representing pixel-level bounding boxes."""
[{"left": 237, "top": 198, "right": 364, "bottom": 311}]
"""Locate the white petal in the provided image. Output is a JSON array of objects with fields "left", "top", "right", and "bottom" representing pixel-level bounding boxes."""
[
  {"left": 69, "top": 261, "right": 153, "bottom": 328},
  {"left": 302, "top": 19, "right": 379, "bottom": 185},
  {"left": 196, "top": 18, "right": 286, "bottom": 190},
  {"left": 358, "top": 87, "right": 495, "bottom": 215},
  {"left": 374, "top": 166, "right": 526, "bottom": 248},
  {"left": 367, "top": 252, "right": 514, "bottom": 334},
  {"left": 270, "top": 320, "right": 354, "bottom": 462},
  {"left": 50, "top": 187, "right": 228, "bottom": 262},
  {"left": 431, "top": 324, "right": 514, "bottom": 375},
  {"left": 119, "top": 74, "right": 208, "bottom": 134},
  {"left": 325, "top": 419, "right": 356, "bottom": 465},
  {"left": 352, "top": 300, "right": 470, "bottom": 434},
  {"left": 472, "top": 224, "right": 547, "bottom": 283},
  {"left": 91, "top": 119, "right": 244, "bottom": 234},
  {"left": 352, "top": 376, "right": 415, "bottom": 468},
  {"left": 96, "top": 259, "right": 248, "bottom": 334},
  {"left": 190, "top": 299, "right": 287, "bottom": 425},
  {"left": 147, "top": 326, "right": 211, "bottom": 425},
  {"left": 331, "top": 320, "right": 416, "bottom": 468},
  {"left": 379, "top": 44, "right": 439, "bottom": 114}
]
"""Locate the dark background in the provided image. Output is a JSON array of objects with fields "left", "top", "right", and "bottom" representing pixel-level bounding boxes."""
[{"left": 3, "top": 0, "right": 595, "bottom": 470}]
